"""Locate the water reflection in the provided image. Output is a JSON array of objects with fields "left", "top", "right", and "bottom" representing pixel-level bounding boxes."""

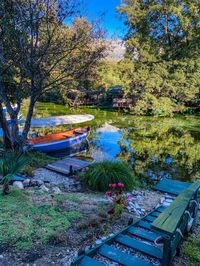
[
  {"left": 2, "top": 101, "right": 200, "bottom": 183},
  {"left": 89, "top": 118, "right": 200, "bottom": 183}
]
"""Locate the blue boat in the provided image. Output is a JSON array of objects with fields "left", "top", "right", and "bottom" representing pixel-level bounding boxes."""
[{"left": 28, "top": 127, "right": 89, "bottom": 152}]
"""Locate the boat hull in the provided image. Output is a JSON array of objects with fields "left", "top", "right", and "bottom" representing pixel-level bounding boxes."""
[{"left": 32, "top": 132, "right": 88, "bottom": 152}]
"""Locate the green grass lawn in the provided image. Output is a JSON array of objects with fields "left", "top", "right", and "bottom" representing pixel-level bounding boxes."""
[
  {"left": 0, "top": 189, "right": 81, "bottom": 250},
  {"left": 183, "top": 236, "right": 200, "bottom": 266}
]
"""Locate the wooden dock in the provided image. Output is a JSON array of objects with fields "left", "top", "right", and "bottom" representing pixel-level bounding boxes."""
[{"left": 46, "top": 157, "right": 92, "bottom": 175}]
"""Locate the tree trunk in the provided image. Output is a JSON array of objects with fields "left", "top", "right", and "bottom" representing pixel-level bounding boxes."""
[
  {"left": 0, "top": 102, "right": 13, "bottom": 150},
  {"left": 10, "top": 113, "right": 23, "bottom": 151},
  {"left": 0, "top": 102, "right": 24, "bottom": 151},
  {"left": 22, "top": 97, "right": 36, "bottom": 140}
]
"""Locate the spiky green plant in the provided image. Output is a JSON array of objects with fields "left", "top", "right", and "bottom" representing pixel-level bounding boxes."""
[
  {"left": 82, "top": 160, "right": 137, "bottom": 191},
  {"left": 0, "top": 152, "right": 31, "bottom": 195}
]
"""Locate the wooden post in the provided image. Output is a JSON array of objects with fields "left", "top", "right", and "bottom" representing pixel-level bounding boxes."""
[{"left": 162, "top": 236, "right": 172, "bottom": 266}]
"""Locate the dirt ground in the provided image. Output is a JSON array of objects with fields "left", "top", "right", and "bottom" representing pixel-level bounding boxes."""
[{"left": 0, "top": 189, "right": 162, "bottom": 266}]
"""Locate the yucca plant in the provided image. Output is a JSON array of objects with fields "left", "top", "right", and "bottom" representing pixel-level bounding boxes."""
[
  {"left": 82, "top": 160, "right": 137, "bottom": 191},
  {"left": 0, "top": 152, "right": 31, "bottom": 195}
]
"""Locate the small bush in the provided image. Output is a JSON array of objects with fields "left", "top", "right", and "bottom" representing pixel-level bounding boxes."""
[{"left": 82, "top": 160, "right": 137, "bottom": 191}]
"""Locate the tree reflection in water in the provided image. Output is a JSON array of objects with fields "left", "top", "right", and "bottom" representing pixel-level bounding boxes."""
[{"left": 116, "top": 118, "right": 200, "bottom": 184}]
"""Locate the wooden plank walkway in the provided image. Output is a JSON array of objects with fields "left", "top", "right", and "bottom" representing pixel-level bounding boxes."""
[
  {"left": 71, "top": 180, "right": 200, "bottom": 266},
  {"left": 155, "top": 179, "right": 190, "bottom": 195},
  {"left": 71, "top": 206, "right": 164, "bottom": 266},
  {"left": 46, "top": 157, "right": 91, "bottom": 175}
]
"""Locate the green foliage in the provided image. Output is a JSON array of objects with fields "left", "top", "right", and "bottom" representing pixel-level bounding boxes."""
[
  {"left": 0, "top": 1, "right": 106, "bottom": 150},
  {"left": 133, "top": 96, "right": 172, "bottom": 116},
  {"left": 22, "top": 102, "right": 200, "bottom": 183},
  {"left": 117, "top": 117, "right": 200, "bottom": 183},
  {"left": 0, "top": 152, "right": 31, "bottom": 194},
  {"left": 0, "top": 152, "right": 31, "bottom": 176},
  {"left": 82, "top": 160, "right": 137, "bottom": 191},
  {"left": 96, "top": 60, "right": 122, "bottom": 90},
  {"left": 22, "top": 152, "right": 55, "bottom": 177},
  {"left": 183, "top": 236, "right": 200, "bottom": 266},
  {"left": 117, "top": 0, "right": 200, "bottom": 115},
  {"left": 0, "top": 189, "right": 81, "bottom": 249},
  {"left": 40, "top": 59, "right": 123, "bottom": 106}
]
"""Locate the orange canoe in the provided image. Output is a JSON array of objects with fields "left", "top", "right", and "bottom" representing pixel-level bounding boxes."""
[{"left": 28, "top": 127, "right": 89, "bottom": 152}]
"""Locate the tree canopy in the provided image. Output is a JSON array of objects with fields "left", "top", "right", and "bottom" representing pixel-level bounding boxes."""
[
  {"left": 117, "top": 0, "right": 200, "bottom": 115},
  {"left": 0, "top": 0, "right": 106, "bottom": 150}
]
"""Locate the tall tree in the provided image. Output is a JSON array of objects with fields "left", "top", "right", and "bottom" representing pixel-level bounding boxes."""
[
  {"left": 118, "top": 0, "right": 200, "bottom": 115},
  {"left": 0, "top": 0, "right": 106, "bottom": 150}
]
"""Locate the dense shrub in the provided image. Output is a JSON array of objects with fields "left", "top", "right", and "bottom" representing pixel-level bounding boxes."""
[{"left": 82, "top": 160, "right": 137, "bottom": 191}]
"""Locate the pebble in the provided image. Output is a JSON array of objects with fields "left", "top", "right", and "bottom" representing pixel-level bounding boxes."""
[
  {"left": 160, "top": 197, "right": 165, "bottom": 203},
  {"left": 13, "top": 181, "right": 24, "bottom": 190},
  {"left": 95, "top": 240, "right": 102, "bottom": 245},
  {"left": 30, "top": 179, "right": 44, "bottom": 187},
  {"left": 134, "top": 203, "right": 141, "bottom": 209},
  {"left": 0, "top": 255, "right": 3, "bottom": 259},
  {"left": 23, "top": 179, "right": 31, "bottom": 187},
  {"left": 40, "top": 184, "right": 49, "bottom": 192},
  {"left": 33, "top": 168, "right": 82, "bottom": 192},
  {"left": 163, "top": 202, "right": 171, "bottom": 207},
  {"left": 52, "top": 187, "right": 61, "bottom": 194},
  {"left": 165, "top": 198, "right": 173, "bottom": 203},
  {"left": 125, "top": 194, "right": 145, "bottom": 216}
]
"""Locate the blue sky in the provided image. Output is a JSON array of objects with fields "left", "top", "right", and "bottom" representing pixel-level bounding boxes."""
[{"left": 85, "top": 0, "right": 127, "bottom": 39}]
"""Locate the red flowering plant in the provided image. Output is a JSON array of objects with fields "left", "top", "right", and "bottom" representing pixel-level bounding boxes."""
[{"left": 105, "top": 183, "right": 130, "bottom": 221}]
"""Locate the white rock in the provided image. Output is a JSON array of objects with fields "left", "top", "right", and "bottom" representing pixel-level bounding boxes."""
[
  {"left": 134, "top": 203, "right": 141, "bottom": 209},
  {"left": 135, "top": 210, "right": 142, "bottom": 216},
  {"left": 127, "top": 206, "right": 133, "bottom": 212},
  {"left": 23, "top": 179, "right": 31, "bottom": 187},
  {"left": 40, "top": 184, "right": 49, "bottom": 192},
  {"left": 165, "top": 198, "right": 173, "bottom": 202},
  {"left": 160, "top": 197, "right": 165, "bottom": 203},
  {"left": 13, "top": 181, "right": 24, "bottom": 190},
  {"left": 163, "top": 202, "right": 171, "bottom": 207},
  {"left": 0, "top": 255, "right": 3, "bottom": 259},
  {"left": 95, "top": 240, "right": 102, "bottom": 245},
  {"left": 52, "top": 187, "right": 61, "bottom": 194}
]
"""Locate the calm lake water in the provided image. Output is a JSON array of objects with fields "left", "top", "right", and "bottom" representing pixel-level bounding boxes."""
[{"left": 25, "top": 102, "right": 200, "bottom": 183}]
